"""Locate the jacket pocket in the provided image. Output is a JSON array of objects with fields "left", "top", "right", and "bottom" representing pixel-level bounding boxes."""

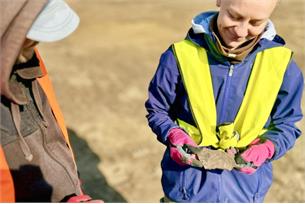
[
  {"left": 254, "top": 163, "right": 273, "bottom": 202},
  {"left": 3, "top": 128, "right": 79, "bottom": 202},
  {"left": 161, "top": 148, "right": 213, "bottom": 202},
  {"left": 161, "top": 148, "right": 189, "bottom": 201},
  {"left": 0, "top": 94, "right": 40, "bottom": 146}
]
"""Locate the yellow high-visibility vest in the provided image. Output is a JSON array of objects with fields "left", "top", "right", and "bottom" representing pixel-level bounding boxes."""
[{"left": 173, "top": 40, "right": 292, "bottom": 149}]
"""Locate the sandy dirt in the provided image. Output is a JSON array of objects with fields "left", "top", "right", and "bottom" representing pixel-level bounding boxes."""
[{"left": 38, "top": 0, "right": 305, "bottom": 202}]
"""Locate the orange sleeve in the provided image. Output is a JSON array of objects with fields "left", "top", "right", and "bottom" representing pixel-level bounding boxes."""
[
  {"left": 34, "top": 48, "right": 77, "bottom": 165},
  {"left": 0, "top": 147, "right": 15, "bottom": 202},
  {"left": 34, "top": 48, "right": 71, "bottom": 148}
]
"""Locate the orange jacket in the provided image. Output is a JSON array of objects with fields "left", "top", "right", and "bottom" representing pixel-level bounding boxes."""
[{"left": 0, "top": 49, "right": 74, "bottom": 202}]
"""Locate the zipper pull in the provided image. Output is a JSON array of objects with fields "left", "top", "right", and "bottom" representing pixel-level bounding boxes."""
[{"left": 229, "top": 65, "right": 234, "bottom": 76}]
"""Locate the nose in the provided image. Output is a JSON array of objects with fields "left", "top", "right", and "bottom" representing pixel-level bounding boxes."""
[{"left": 234, "top": 22, "right": 248, "bottom": 38}]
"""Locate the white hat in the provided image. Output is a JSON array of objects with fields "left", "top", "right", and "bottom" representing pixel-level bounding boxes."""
[{"left": 26, "top": 0, "right": 80, "bottom": 42}]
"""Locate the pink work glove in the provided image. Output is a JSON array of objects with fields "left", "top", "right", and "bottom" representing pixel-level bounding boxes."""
[
  {"left": 239, "top": 138, "right": 275, "bottom": 174},
  {"left": 167, "top": 128, "right": 197, "bottom": 166},
  {"left": 66, "top": 195, "right": 104, "bottom": 203}
]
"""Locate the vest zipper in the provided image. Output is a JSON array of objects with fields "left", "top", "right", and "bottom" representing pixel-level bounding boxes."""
[
  {"left": 219, "top": 64, "right": 234, "bottom": 123},
  {"left": 229, "top": 64, "right": 234, "bottom": 76}
]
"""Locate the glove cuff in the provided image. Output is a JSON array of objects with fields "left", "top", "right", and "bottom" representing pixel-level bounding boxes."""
[
  {"left": 264, "top": 139, "right": 275, "bottom": 159},
  {"left": 168, "top": 128, "right": 187, "bottom": 145}
]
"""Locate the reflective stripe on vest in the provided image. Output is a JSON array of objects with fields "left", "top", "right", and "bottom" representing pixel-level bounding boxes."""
[{"left": 173, "top": 40, "right": 292, "bottom": 149}]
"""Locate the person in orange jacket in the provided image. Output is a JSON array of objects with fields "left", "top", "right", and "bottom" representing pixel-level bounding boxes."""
[{"left": 0, "top": 0, "right": 102, "bottom": 202}]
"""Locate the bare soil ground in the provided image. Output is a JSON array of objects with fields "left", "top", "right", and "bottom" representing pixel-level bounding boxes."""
[{"left": 38, "top": 0, "right": 305, "bottom": 202}]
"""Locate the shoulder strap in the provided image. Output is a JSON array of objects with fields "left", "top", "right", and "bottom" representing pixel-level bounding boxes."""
[
  {"left": 235, "top": 47, "right": 292, "bottom": 147},
  {"left": 173, "top": 40, "right": 218, "bottom": 147}
]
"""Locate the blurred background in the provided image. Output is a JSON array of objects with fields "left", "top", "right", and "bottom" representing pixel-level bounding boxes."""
[{"left": 38, "top": 0, "right": 305, "bottom": 202}]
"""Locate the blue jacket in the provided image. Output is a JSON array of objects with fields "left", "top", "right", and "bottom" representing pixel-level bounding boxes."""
[{"left": 145, "top": 12, "right": 304, "bottom": 202}]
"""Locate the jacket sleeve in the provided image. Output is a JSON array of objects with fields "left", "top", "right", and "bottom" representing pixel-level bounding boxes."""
[
  {"left": 145, "top": 48, "right": 181, "bottom": 145},
  {"left": 264, "top": 59, "right": 304, "bottom": 160}
]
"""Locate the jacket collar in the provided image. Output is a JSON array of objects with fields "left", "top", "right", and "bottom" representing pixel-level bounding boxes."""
[{"left": 187, "top": 11, "right": 285, "bottom": 64}]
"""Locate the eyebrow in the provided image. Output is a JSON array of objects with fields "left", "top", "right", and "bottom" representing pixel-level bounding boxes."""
[{"left": 228, "top": 7, "right": 266, "bottom": 22}]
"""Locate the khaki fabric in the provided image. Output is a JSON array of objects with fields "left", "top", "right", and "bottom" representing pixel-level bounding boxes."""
[{"left": 1, "top": 54, "right": 82, "bottom": 201}]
